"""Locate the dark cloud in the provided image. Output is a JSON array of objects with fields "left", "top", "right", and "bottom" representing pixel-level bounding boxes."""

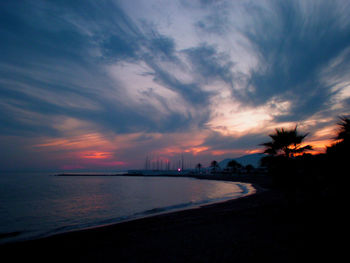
[
  {"left": 148, "top": 35, "right": 176, "bottom": 60},
  {"left": 102, "top": 35, "right": 140, "bottom": 61},
  {"left": 149, "top": 64, "right": 212, "bottom": 106},
  {"left": 183, "top": 44, "right": 234, "bottom": 84},
  {"left": 236, "top": 0, "right": 350, "bottom": 121},
  {"left": 202, "top": 131, "right": 267, "bottom": 151},
  {"left": 91, "top": 100, "right": 207, "bottom": 134},
  {"left": 343, "top": 98, "right": 350, "bottom": 108},
  {"left": 1, "top": 0, "right": 350, "bottom": 170},
  {"left": 0, "top": 1, "right": 212, "bottom": 138}
]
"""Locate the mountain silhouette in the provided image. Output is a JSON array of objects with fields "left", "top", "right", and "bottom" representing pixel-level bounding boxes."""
[{"left": 218, "top": 153, "right": 265, "bottom": 169}]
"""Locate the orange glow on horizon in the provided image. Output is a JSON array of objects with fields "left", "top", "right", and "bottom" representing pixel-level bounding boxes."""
[
  {"left": 245, "top": 149, "right": 261, "bottom": 154},
  {"left": 30, "top": 119, "right": 340, "bottom": 170},
  {"left": 184, "top": 146, "right": 209, "bottom": 155},
  {"left": 211, "top": 149, "right": 247, "bottom": 156},
  {"left": 301, "top": 138, "right": 334, "bottom": 154},
  {"left": 34, "top": 133, "right": 113, "bottom": 150},
  {"left": 81, "top": 151, "right": 113, "bottom": 159}
]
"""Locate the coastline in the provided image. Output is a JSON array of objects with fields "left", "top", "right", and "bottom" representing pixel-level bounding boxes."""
[
  {"left": 0, "top": 174, "right": 330, "bottom": 262},
  {"left": 0, "top": 175, "right": 260, "bottom": 244},
  {"left": 42, "top": 180, "right": 258, "bottom": 243}
]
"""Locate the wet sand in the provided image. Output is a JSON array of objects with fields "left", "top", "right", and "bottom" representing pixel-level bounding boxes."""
[{"left": 0, "top": 175, "right": 337, "bottom": 262}]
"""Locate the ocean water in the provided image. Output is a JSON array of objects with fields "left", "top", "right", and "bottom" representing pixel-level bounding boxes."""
[{"left": 0, "top": 172, "right": 255, "bottom": 244}]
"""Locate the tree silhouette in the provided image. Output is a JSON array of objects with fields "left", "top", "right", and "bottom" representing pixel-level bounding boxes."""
[
  {"left": 227, "top": 160, "right": 241, "bottom": 173},
  {"left": 210, "top": 160, "right": 219, "bottom": 172},
  {"left": 245, "top": 164, "right": 254, "bottom": 174},
  {"left": 261, "top": 126, "right": 312, "bottom": 158},
  {"left": 327, "top": 116, "right": 350, "bottom": 155},
  {"left": 335, "top": 116, "right": 350, "bottom": 143},
  {"left": 196, "top": 163, "right": 202, "bottom": 173}
]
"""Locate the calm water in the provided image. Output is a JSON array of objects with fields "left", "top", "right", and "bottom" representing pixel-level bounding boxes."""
[{"left": 0, "top": 172, "right": 255, "bottom": 244}]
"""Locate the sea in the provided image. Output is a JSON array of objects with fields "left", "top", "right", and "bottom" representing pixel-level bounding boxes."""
[{"left": 0, "top": 172, "right": 255, "bottom": 244}]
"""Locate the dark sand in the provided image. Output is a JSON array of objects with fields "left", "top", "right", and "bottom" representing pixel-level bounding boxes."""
[{"left": 0, "top": 175, "right": 338, "bottom": 262}]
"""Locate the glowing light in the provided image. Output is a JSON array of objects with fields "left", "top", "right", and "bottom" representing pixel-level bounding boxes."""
[
  {"left": 302, "top": 139, "right": 334, "bottom": 154},
  {"left": 177, "top": 168, "right": 181, "bottom": 172},
  {"left": 184, "top": 146, "right": 209, "bottom": 155},
  {"left": 211, "top": 149, "right": 247, "bottom": 156},
  {"left": 81, "top": 151, "right": 113, "bottom": 159},
  {"left": 245, "top": 149, "right": 262, "bottom": 154}
]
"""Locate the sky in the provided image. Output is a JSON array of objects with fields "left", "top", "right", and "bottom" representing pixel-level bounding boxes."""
[{"left": 1, "top": 0, "right": 350, "bottom": 171}]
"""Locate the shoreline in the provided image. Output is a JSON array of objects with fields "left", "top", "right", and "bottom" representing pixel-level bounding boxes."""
[
  {"left": 44, "top": 181, "right": 258, "bottom": 244},
  {"left": 0, "top": 174, "right": 327, "bottom": 262},
  {"left": 0, "top": 175, "right": 261, "bottom": 245},
  {"left": 49, "top": 174, "right": 266, "bottom": 243}
]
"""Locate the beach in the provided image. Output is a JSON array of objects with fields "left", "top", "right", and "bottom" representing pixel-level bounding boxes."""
[{"left": 0, "top": 175, "right": 336, "bottom": 262}]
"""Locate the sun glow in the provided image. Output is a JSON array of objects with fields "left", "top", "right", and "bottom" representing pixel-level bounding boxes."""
[
  {"left": 81, "top": 151, "right": 113, "bottom": 159},
  {"left": 184, "top": 146, "right": 209, "bottom": 155},
  {"left": 207, "top": 97, "right": 293, "bottom": 136}
]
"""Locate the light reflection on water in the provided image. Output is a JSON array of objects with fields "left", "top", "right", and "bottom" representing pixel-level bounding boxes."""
[{"left": 0, "top": 173, "right": 254, "bottom": 243}]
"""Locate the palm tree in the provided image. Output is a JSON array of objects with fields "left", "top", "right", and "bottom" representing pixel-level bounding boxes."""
[
  {"left": 335, "top": 116, "right": 350, "bottom": 143},
  {"left": 196, "top": 163, "right": 202, "bottom": 173},
  {"left": 245, "top": 164, "right": 254, "bottom": 174},
  {"left": 210, "top": 160, "right": 219, "bottom": 172},
  {"left": 227, "top": 160, "right": 241, "bottom": 173},
  {"left": 327, "top": 116, "right": 350, "bottom": 155},
  {"left": 261, "top": 126, "right": 312, "bottom": 158}
]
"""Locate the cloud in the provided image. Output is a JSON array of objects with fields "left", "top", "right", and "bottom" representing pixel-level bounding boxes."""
[
  {"left": 234, "top": 0, "right": 350, "bottom": 121},
  {"left": 183, "top": 44, "right": 234, "bottom": 85},
  {"left": 0, "top": 0, "right": 212, "bottom": 138},
  {"left": 1, "top": 0, "right": 350, "bottom": 170},
  {"left": 202, "top": 131, "right": 266, "bottom": 151},
  {"left": 343, "top": 98, "right": 350, "bottom": 108}
]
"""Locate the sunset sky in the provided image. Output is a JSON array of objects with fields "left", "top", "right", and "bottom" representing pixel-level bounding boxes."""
[{"left": 1, "top": 0, "right": 350, "bottom": 171}]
